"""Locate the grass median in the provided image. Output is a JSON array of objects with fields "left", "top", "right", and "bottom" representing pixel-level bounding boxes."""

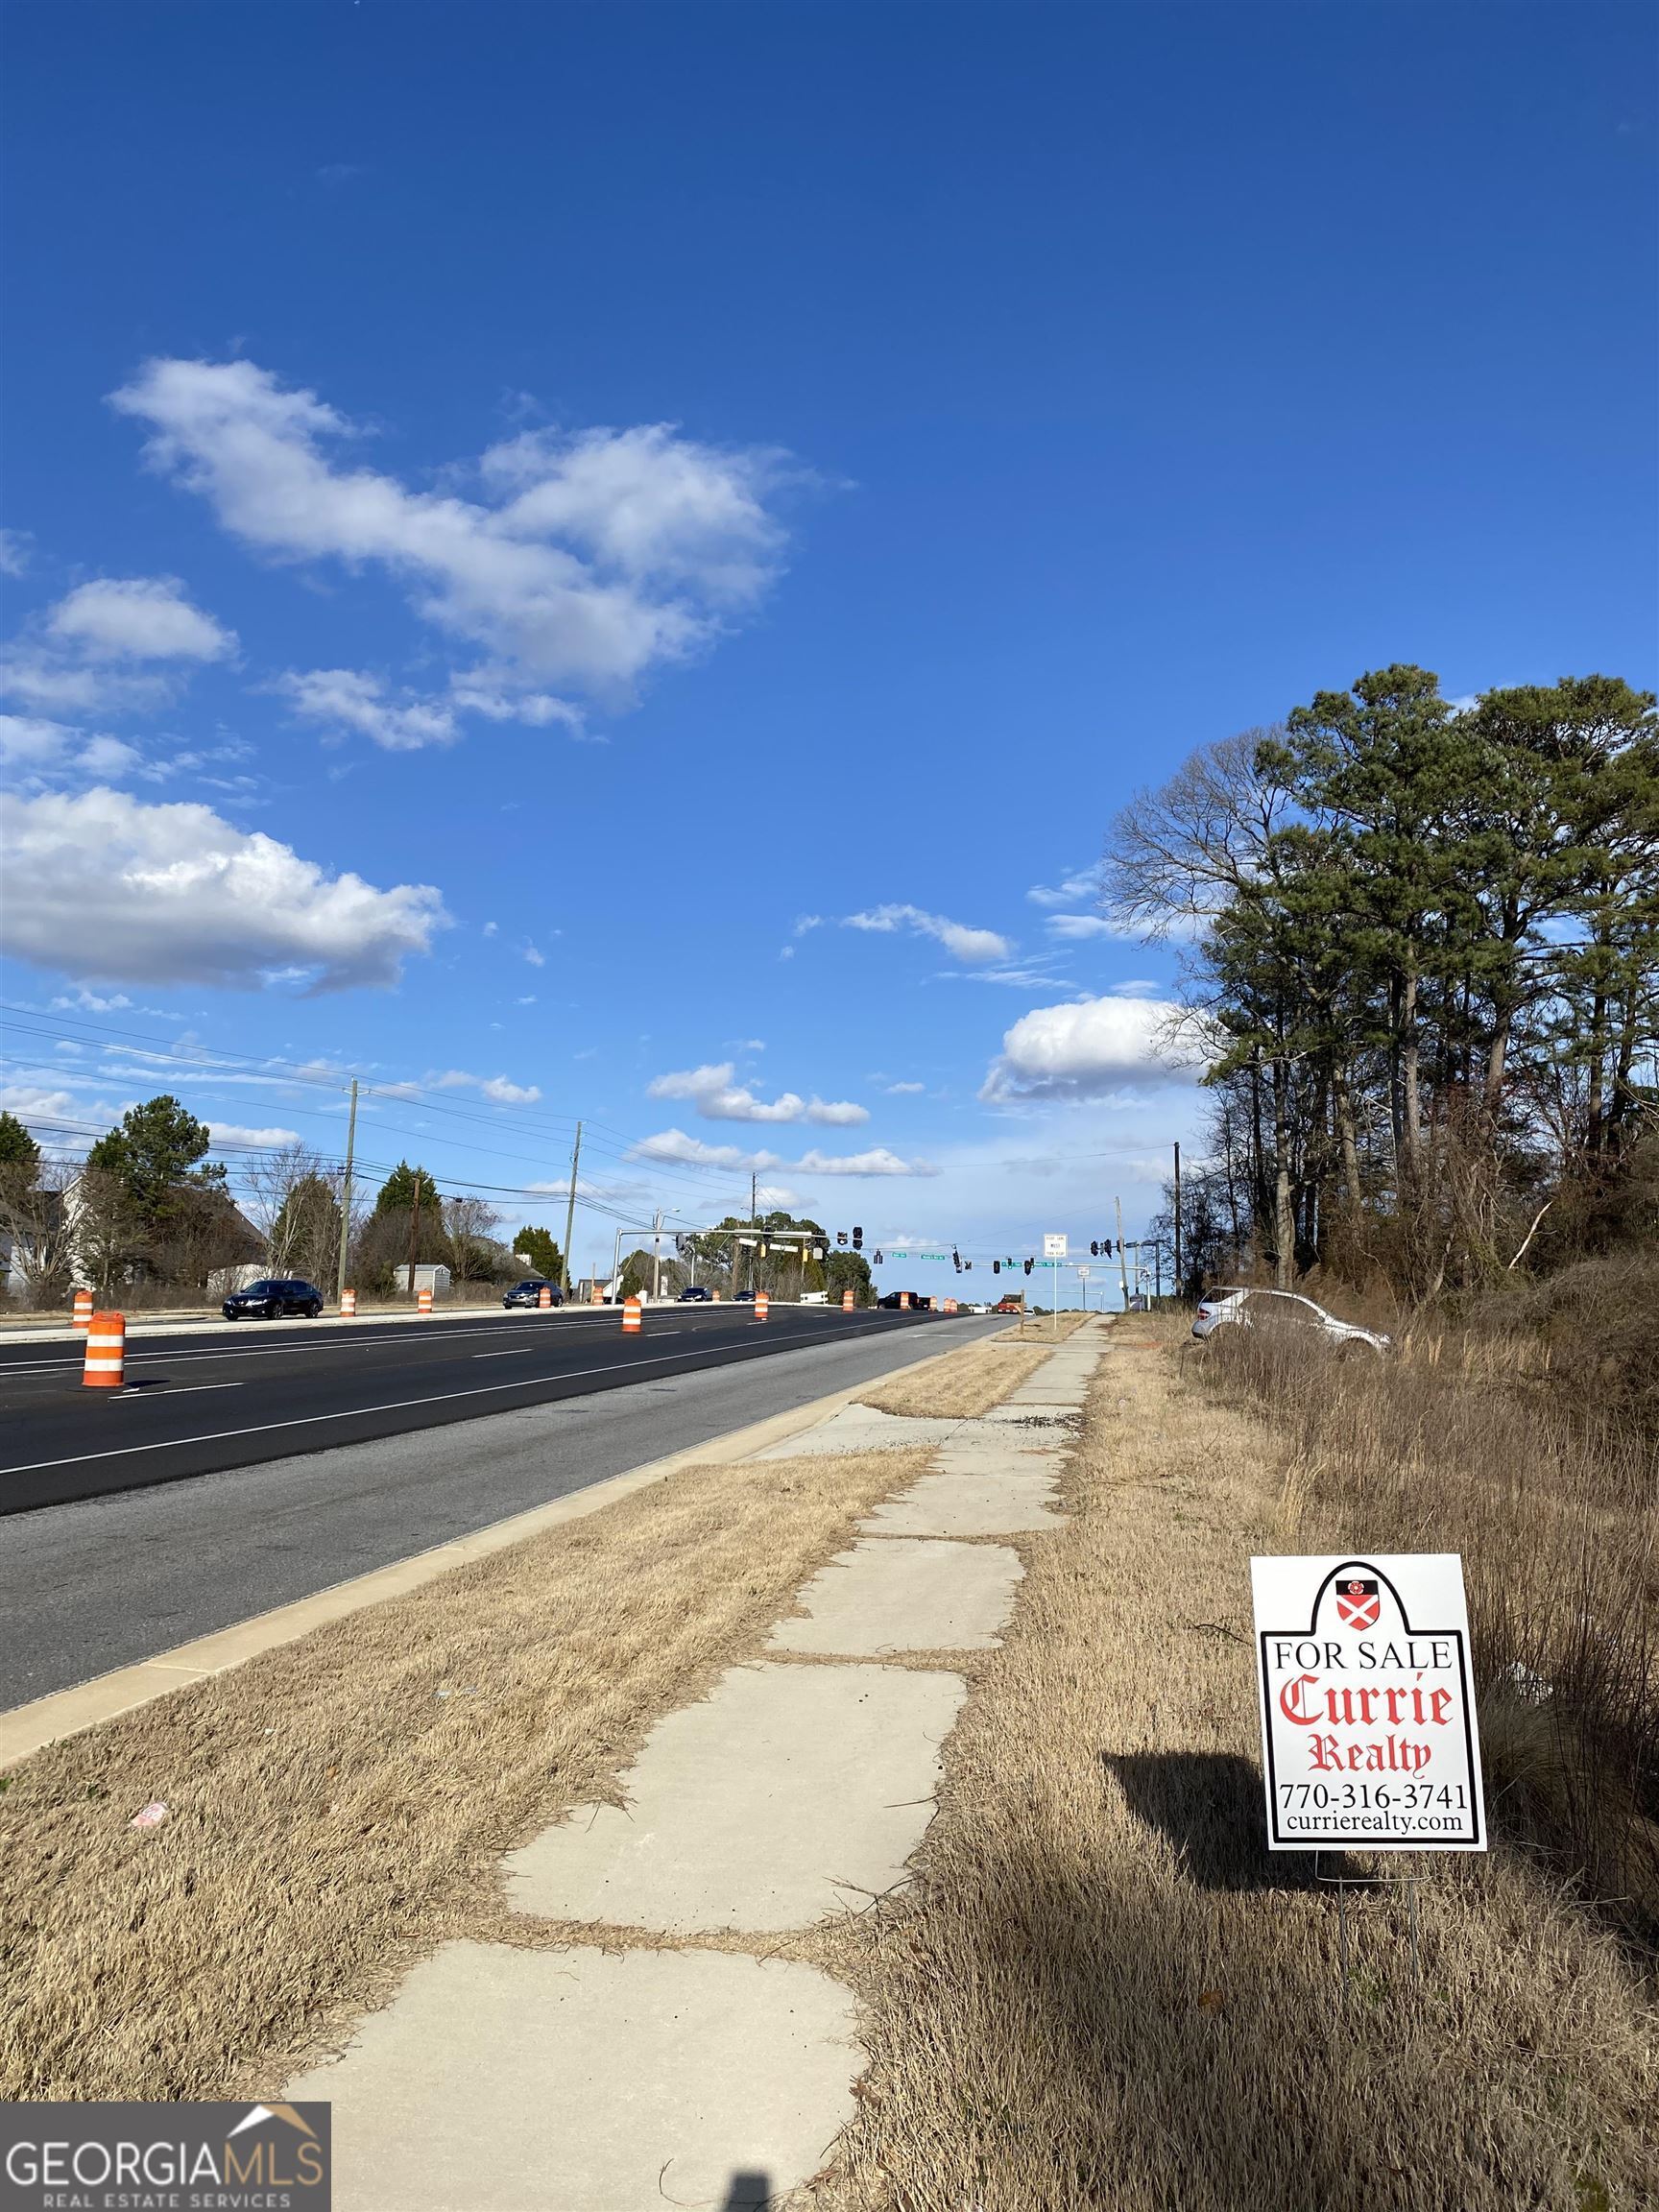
[
  {"left": 0, "top": 1441, "right": 933, "bottom": 2104},
  {"left": 856, "top": 1314, "right": 1090, "bottom": 1420},
  {"left": 812, "top": 1321, "right": 1658, "bottom": 2211}
]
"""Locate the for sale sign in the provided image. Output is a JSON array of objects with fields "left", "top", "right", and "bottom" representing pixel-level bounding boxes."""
[{"left": 1251, "top": 1553, "right": 1485, "bottom": 1852}]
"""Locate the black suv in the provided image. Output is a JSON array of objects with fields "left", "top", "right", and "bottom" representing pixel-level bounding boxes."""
[
  {"left": 223, "top": 1278, "right": 325, "bottom": 1320},
  {"left": 503, "top": 1279, "right": 564, "bottom": 1309}
]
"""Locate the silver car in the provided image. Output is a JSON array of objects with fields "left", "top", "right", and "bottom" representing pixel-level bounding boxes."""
[{"left": 1190, "top": 1286, "right": 1390, "bottom": 1354}]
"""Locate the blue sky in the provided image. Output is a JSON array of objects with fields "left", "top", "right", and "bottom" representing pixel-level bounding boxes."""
[{"left": 2, "top": 1, "right": 1654, "bottom": 1297}]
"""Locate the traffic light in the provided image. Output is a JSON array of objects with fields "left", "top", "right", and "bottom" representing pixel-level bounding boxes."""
[
  {"left": 993, "top": 1260, "right": 1000, "bottom": 1274},
  {"left": 952, "top": 1248, "right": 961, "bottom": 1271},
  {"left": 1090, "top": 1240, "right": 1098, "bottom": 1258},
  {"left": 853, "top": 1225, "right": 863, "bottom": 1250},
  {"left": 964, "top": 1260, "right": 972, "bottom": 1271},
  {"left": 837, "top": 1230, "right": 848, "bottom": 1247},
  {"left": 1023, "top": 1257, "right": 1033, "bottom": 1276},
  {"left": 1102, "top": 1238, "right": 1113, "bottom": 1257},
  {"left": 873, "top": 1248, "right": 884, "bottom": 1265}
]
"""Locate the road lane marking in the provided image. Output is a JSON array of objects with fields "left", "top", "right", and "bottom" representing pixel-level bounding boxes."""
[
  {"left": 116, "top": 1382, "right": 245, "bottom": 1398},
  {"left": 472, "top": 1347, "right": 537, "bottom": 1358},
  {"left": 0, "top": 1318, "right": 942, "bottom": 1478}
]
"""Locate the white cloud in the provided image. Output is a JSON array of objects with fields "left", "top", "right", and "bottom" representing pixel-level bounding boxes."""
[
  {"left": 646, "top": 1061, "right": 867, "bottom": 1125},
  {"left": 843, "top": 902, "right": 1011, "bottom": 965},
  {"left": 425, "top": 1069, "right": 542, "bottom": 1105},
  {"left": 0, "top": 1083, "right": 92, "bottom": 1125},
  {"left": 208, "top": 1121, "right": 302, "bottom": 1148},
  {"left": 1046, "top": 914, "right": 1120, "bottom": 940},
  {"left": 522, "top": 942, "right": 546, "bottom": 968},
  {"left": 633, "top": 1128, "right": 755, "bottom": 1169},
  {"left": 0, "top": 786, "right": 446, "bottom": 990},
  {"left": 110, "top": 358, "right": 794, "bottom": 707},
  {"left": 805, "top": 1096, "right": 869, "bottom": 1126},
  {"left": 0, "top": 712, "right": 140, "bottom": 785},
  {"left": 2, "top": 574, "right": 232, "bottom": 726},
  {"left": 1027, "top": 863, "right": 1104, "bottom": 910},
  {"left": 632, "top": 1129, "right": 934, "bottom": 1176},
  {"left": 980, "top": 995, "right": 1206, "bottom": 1102},
  {"left": 448, "top": 671, "right": 586, "bottom": 733},
  {"left": 48, "top": 578, "right": 235, "bottom": 663},
  {"left": 0, "top": 530, "right": 30, "bottom": 577},
  {"left": 795, "top": 1146, "right": 936, "bottom": 1176},
  {"left": 0, "top": 653, "right": 173, "bottom": 719},
  {"left": 276, "top": 668, "right": 458, "bottom": 752},
  {"left": 883, "top": 1080, "right": 926, "bottom": 1094}
]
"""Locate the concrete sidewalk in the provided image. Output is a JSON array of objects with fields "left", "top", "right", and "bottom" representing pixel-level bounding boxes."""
[{"left": 287, "top": 1319, "right": 1111, "bottom": 2210}]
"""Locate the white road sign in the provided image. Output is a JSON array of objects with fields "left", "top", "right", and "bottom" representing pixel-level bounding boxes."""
[
  {"left": 1250, "top": 1553, "right": 1485, "bottom": 1852},
  {"left": 1043, "top": 1233, "right": 1068, "bottom": 1258}
]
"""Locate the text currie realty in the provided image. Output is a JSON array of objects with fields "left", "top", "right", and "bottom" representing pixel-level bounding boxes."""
[{"left": 1250, "top": 1554, "right": 1486, "bottom": 1852}]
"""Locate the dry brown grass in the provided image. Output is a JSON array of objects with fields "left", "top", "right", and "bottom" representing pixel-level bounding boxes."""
[
  {"left": 808, "top": 1326, "right": 1659, "bottom": 2212},
  {"left": 857, "top": 1336, "right": 1058, "bottom": 1419},
  {"left": 0, "top": 1443, "right": 932, "bottom": 2104},
  {"left": 1197, "top": 1311, "right": 1659, "bottom": 1938}
]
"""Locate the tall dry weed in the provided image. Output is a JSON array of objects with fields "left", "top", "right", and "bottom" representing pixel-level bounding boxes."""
[{"left": 1197, "top": 1318, "right": 1659, "bottom": 1941}]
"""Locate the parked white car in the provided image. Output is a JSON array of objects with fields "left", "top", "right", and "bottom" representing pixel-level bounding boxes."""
[{"left": 1190, "top": 1286, "right": 1390, "bottom": 1355}]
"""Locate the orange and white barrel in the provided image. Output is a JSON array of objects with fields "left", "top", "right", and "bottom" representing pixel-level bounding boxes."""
[
  {"left": 538, "top": 1286, "right": 552, "bottom": 1309},
  {"left": 842, "top": 1288, "right": 854, "bottom": 1312},
  {"left": 590, "top": 1285, "right": 603, "bottom": 1306},
  {"left": 341, "top": 1288, "right": 357, "bottom": 1318},
  {"left": 83, "top": 1310, "right": 126, "bottom": 1388},
  {"left": 755, "top": 1291, "right": 770, "bottom": 1322},
  {"left": 622, "top": 1296, "right": 642, "bottom": 1334},
  {"left": 944, "top": 1297, "right": 958, "bottom": 1314},
  {"left": 711, "top": 1289, "right": 721, "bottom": 1301},
  {"left": 71, "top": 1288, "right": 93, "bottom": 1332},
  {"left": 899, "top": 1292, "right": 910, "bottom": 1310},
  {"left": 418, "top": 1286, "right": 433, "bottom": 1314}
]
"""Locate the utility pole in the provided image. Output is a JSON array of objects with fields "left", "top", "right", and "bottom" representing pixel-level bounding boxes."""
[
  {"left": 1173, "top": 1140, "right": 1183, "bottom": 1301},
  {"left": 1115, "top": 1195, "right": 1129, "bottom": 1311},
  {"left": 334, "top": 1075, "right": 358, "bottom": 1307},
  {"left": 560, "top": 1119, "right": 582, "bottom": 1298},
  {"left": 652, "top": 1209, "right": 663, "bottom": 1301},
  {"left": 408, "top": 1170, "right": 421, "bottom": 1303}
]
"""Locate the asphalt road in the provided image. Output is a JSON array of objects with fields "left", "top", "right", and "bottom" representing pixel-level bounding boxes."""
[
  {"left": 0, "top": 1305, "right": 1002, "bottom": 1707},
  {"left": 0, "top": 1302, "right": 960, "bottom": 1513}
]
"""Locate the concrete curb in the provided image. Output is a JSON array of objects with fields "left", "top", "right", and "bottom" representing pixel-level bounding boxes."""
[{"left": 0, "top": 1326, "right": 1013, "bottom": 1769}]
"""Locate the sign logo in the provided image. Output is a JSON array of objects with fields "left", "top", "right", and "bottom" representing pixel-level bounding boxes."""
[
  {"left": 1, "top": 2101, "right": 330, "bottom": 2211},
  {"left": 1250, "top": 1553, "right": 1486, "bottom": 1853},
  {"left": 1334, "top": 1576, "right": 1381, "bottom": 1631}
]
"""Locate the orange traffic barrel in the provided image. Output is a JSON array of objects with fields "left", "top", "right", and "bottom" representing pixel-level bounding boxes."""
[
  {"left": 341, "top": 1288, "right": 357, "bottom": 1317},
  {"left": 538, "top": 1286, "right": 552, "bottom": 1309},
  {"left": 71, "top": 1288, "right": 93, "bottom": 1331},
  {"left": 711, "top": 1289, "right": 721, "bottom": 1301},
  {"left": 83, "top": 1310, "right": 126, "bottom": 1388},
  {"left": 841, "top": 1288, "right": 854, "bottom": 1312},
  {"left": 418, "top": 1286, "right": 433, "bottom": 1314},
  {"left": 755, "top": 1292, "right": 770, "bottom": 1322},
  {"left": 899, "top": 1292, "right": 910, "bottom": 1309},
  {"left": 590, "top": 1285, "right": 602, "bottom": 1305},
  {"left": 622, "top": 1296, "right": 642, "bottom": 1334},
  {"left": 945, "top": 1297, "right": 958, "bottom": 1314}
]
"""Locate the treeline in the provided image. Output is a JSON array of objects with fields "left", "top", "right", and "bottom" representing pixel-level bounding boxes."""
[
  {"left": 0, "top": 1100, "right": 568, "bottom": 1305},
  {"left": 1114, "top": 667, "right": 1657, "bottom": 1301}
]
